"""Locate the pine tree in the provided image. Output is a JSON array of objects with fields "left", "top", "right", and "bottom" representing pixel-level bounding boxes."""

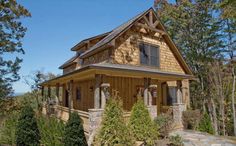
[
  {"left": 198, "top": 112, "right": 214, "bottom": 134},
  {"left": 15, "top": 105, "right": 40, "bottom": 146},
  {"left": 128, "top": 98, "right": 158, "bottom": 146},
  {"left": 63, "top": 112, "right": 87, "bottom": 146},
  {"left": 96, "top": 97, "right": 134, "bottom": 146}
]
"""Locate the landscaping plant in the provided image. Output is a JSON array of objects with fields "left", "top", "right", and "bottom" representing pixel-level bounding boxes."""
[
  {"left": 96, "top": 96, "right": 134, "bottom": 146},
  {"left": 198, "top": 112, "right": 214, "bottom": 134},
  {"left": 38, "top": 115, "right": 65, "bottom": 146},
  {"left": 63, "top": 112, "right": 87, "bottom": 146},
  {"left": 15, "top": 105, "right": 41, "bottom": 146},
  {"left": 129, "top": 98, "right": 158, "bottom": 145}
]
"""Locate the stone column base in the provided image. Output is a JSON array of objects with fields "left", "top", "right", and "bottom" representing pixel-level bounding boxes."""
[
  {"left": 147, "top": 105, "right": 157, "bottom": 120},
  {"left": 88, "top": 109, "right": 104, "bottom": 146},
  {"left": 172, "top": 103, "right": 186, "bottom": 129}
]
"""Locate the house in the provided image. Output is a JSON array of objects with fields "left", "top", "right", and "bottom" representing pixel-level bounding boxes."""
[{"left": 40, "top": 8, "right": 193, "bottom": 142}]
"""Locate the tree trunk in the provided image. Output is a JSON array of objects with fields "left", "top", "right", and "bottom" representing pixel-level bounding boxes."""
[
  {"left": 211, "top": 97, "right": 218, "bottom": 135},
  {"left": 232, "top": 67, "right": 236, "bottom": 136}
]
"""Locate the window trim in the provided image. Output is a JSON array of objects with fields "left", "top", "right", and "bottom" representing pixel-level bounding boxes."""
[{"left": 139, "top": 42, "right": 160, "bottom": 68}]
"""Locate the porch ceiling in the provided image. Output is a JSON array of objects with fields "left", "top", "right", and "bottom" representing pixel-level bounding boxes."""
[{"left": 39, "top": 63, "right": 194, "bottom": 87}]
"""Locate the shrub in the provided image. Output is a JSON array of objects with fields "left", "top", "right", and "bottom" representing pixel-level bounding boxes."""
[
  {"left": 15, "top": 105, "right": 41, "bottom": 146},
  {"left": 198, "top": 112, "right": 214, "bottom": 134},
  {"left": 0, "top": 112, "right": 18, "bottom": 145},
  {"left": 63, "top": 112, "right": 87, "bottom": 146},
  {"left": 96, "top": 97, "right": 134, "bottom": 146},
  {"left": 182, "top": 110, "right": 201, "bottom": 130},
  {"left": 154, "top": 113, "right": 173, "bottom": 138},
  {"left": 169, "top": 134, "right": 183, "bottom": 146},
  {"left": 38, "top": 115, "right": 64, "bottom": 146},
  {"left": 129, "top": 98, "right": 158, "bottom": 145}
]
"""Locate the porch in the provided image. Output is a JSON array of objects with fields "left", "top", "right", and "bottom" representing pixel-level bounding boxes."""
[{"left": 40, "top": 63, "right": 192, "bottom": 143}]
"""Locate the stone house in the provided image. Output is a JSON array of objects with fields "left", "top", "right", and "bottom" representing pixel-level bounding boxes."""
[{"left": 40, "top": 8, "right": 193, "bottom": 143}]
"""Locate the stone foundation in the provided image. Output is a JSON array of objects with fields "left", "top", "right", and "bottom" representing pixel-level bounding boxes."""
[
  {"left": 88, "top": 109, "right": 104, "bottom": 146},
  {"left": 172, "top": 103, "right": 186, "bottom": 129}
]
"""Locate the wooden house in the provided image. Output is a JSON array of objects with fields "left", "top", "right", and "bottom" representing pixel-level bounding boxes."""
[{"left": 40, "top": 8, "right": 193, "bottom": 142}]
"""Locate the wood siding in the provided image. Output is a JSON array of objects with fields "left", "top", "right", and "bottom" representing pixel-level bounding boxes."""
[{"left": 112, "top": 29, "right": 185, "bottom": 74}]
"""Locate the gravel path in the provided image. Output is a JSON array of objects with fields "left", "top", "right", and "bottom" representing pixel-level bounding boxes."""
[{"left": 171, "top": 130, "right": 236, "bottom": 146}]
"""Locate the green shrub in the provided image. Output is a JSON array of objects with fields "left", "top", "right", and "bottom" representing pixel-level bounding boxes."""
[
  {"left": 96, "top": 97, "right": 134, "bottom": 146},
  {"left": 198, "top": 112, "right": 214, "bottom": 134},
  {"left": 15, "top": 105, "right": 41, "bottom": 146},
  {"left": 38, "top": 115, "right": 64, "bottom": 146},
  {"left": 129, "top": 98, "right": 158, "bottom": 145},
  {"left": 0, "top": 112, "right": 18, "bottom": 145},
  {"left": 63, "top": 112, "right": 87, "bottom": 146},
  {"left": 182, "top": 110, "right": 201, "bottom": 130},
  {"left": 154, "top": 113, "right": 172, "bottom": 138},
  {"left": 169, "top": 134, "right": 183, "bottom": 146}
]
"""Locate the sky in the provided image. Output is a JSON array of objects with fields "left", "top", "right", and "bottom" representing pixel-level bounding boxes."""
[{"left": 13, "top": 0, "right": 154, "bottom": 93}]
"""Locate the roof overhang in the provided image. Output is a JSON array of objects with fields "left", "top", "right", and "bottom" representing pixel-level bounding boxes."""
[{"left": 40, "top": 63, "right": 194, "bottom": 86}]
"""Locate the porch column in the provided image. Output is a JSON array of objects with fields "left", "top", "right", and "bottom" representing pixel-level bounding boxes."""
[
  {"left": 56, "top": 83, "right": 59, "bottom": 105},
  {"left": 144, "top": 78, "right": 150, "bottom": 105},
  {"left": 48, "top": 85, "right": 51, "bottom": 100},
  {"left": 101, "top": 83, "right": 110, "bottom": 109},
  {"left": 94, "top": 74, "right": 102, "bottom": 109},
  {"left": 177, "top": 80, "right": 183, "bottom": 104},
  {"left": 148, "top": 85, "right": 157, "bottom": 106},
  {"left": 68, "top": 80, "right": 74, "bottom": 112}
]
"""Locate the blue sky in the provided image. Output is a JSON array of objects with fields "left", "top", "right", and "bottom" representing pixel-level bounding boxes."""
[{"left": 13, "top": 0, "right": 154, "bottom": 93}]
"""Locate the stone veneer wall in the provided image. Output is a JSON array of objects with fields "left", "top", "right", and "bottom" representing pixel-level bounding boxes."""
[
  {"left": 83, "top": 49, "right": 110, "bottom": 65},
  {"left": 113, "top": 30, "right": 185, "bottom": 74}
]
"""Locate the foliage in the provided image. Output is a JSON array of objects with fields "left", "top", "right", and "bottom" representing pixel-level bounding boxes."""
[
  {"left": 63, "top": 112, "right": 87, "bottom": 146},
  {"left": 38, "top": 115, "right": 65, "bottom": 146},
  {"left": 198, "top": 112, "right": 214, "bottom": 134},
  {"left": 154, "top": 113, "right": 173, "bottom": 138},
  {"left": 0, "top": 112, "right": 18, "bottom": 145},
  {"left": 129, "top": 98, "right": 158, "bottom": 145},
  {"left": 96, "top": 97, "right": 134, "bottom": 146},
  {"left": 0, "top": 0, "right": 31, "bottom": 98},
  {"left": 220, "top": 0, "right": 236, "bottom": 20},
  {"left": 169, "top": 134, "right": 183, "bottom": 146},
  {"left": 182, "top": 110, "right": 201, "bottom": 130},
  {"left": 15, "top": 105, "right": 40, "bottom": 146}
]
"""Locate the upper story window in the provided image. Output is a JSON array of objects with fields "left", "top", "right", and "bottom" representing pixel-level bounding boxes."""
[{"left": 139, "top": 43, "right": 160, "bottom": 67}]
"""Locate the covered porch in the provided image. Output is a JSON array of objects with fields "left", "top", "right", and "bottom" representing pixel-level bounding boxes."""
[{"left": 40, "top": 63, "right": 193, "bottom": 141}]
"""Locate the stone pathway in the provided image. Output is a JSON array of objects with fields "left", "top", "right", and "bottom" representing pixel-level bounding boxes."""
[{"left": 171, "top": 130, "right": 236, "bottom": 146}]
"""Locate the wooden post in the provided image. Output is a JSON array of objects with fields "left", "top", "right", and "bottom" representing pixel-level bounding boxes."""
[
  {"left": 41, "top": 86, "right": 44, "bottom": 98},
  {"left": 56, "top": 83, "right": 59, "bottom": 105},
  {"left": 48, "top": 86, "right": 51, "bottom": 100},
  {"left": 177, "top": 80, "right": 183, "bottom": 104},
  {"left": 69, "top": 80, "right": 74, "bottom": 112},
  {"left": 157, "top": 81, "right": 162, "bottom": 115},
  {"left": 101, "top": 83, "right": 110, "bottom": 109},
  {"left": 144, "top": 78, "right": 150, "bottom": 105},
  {"left": 94, "top": 74, "right": 101, "bottom": 109}
]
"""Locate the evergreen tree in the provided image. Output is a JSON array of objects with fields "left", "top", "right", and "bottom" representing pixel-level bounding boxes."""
[
  {"left": 128, "top": 98, "right": 158, "bottom": 146},
  {"left": 96, "top": 97, "right": 134, "bottom": 146},
  {"left": 63, "top": 112, "right": 87, "bottom": 146},
  {"left": 15, "top": 105, "right": 40, "bottom": 146},
  {"left": 0, "top": 0, "right": 31, "bottom": 98},
  {"left": 198, "top": 112, "right": 214, "bottom": 134}
]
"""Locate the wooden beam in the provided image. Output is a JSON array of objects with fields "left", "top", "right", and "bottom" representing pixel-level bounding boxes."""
[
  {"left": 153, "top": 20, "right": 159, "bottom": 27},
  {"left": 149, "top": 11, "right": 153, "bottom": 25},
  {"left": 143, "top": 16, "right": 151, "bottom": 26},
  {"left": 136, "top": 23, "right": 166, "bottom": 35}
]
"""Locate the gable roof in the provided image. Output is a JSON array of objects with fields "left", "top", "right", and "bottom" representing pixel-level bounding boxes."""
[
  {"left": 79, "top": 8, "right": 152, "bottom": 58},
  {"left": 79, "top": 7, "right": 193, "bottom": 75},
  {"left": 71, "top": 31, "right": 111, "bottom": 51},
  {"left": 59, "top": 55, "right": 77, "bottom": 69}
]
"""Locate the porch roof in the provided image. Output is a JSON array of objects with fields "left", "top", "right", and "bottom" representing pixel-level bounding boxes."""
[{"left": 39, "top": 63, "right": 194, "bottom": 86}]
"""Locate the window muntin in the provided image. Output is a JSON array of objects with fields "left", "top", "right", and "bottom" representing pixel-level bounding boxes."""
[{"left": 139, "top": 43, "right": 160, "bottom": 67}]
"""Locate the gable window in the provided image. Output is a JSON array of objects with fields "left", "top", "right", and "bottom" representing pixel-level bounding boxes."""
[
  {"left": 76, "top": 87, "right": 81, "bottom": 100},
  {"left": 139, "top": 43, "right": 160, "bottom": 67}
]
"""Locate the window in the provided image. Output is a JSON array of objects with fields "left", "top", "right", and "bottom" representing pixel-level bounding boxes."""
[
  {"left": 76, "top": 87, "right": 81, "bottom": 100},
  {"left": 139, "top": 43, "right": 160, "bottom": 67}
]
